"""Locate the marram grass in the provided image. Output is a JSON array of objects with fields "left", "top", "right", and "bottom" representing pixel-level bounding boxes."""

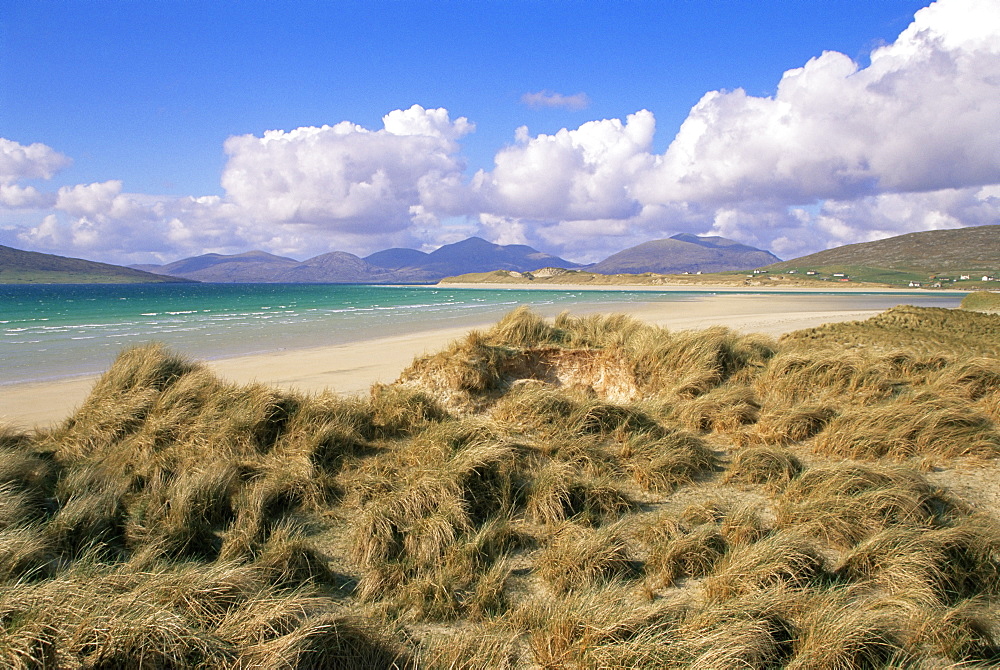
[{"left": 2, "top": 304, "right": 1000, "bottom": 667}]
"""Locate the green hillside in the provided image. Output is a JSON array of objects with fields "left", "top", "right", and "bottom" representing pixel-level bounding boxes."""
[
  {"left": 0, "top": 245, "right": 193, "bottom": 284},
  {"left": 764, "top": 226, "right": 1000, "bottom": 288},
  {"left": 768, "top": 226, "right": 1000, "bottom": 271}
]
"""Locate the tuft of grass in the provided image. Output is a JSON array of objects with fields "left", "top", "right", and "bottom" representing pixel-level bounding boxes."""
[
  {"left": 813, "top": 392, "right": 1000, "bottom": 460},
  {"left": 755, "top": 350, "right": 898, "bottom": 406},
  {"left": 367, "top": 383, "right": 448, "bottom": 439},
  {"left": 647, "top": 524, "right": 728, "bottom": 588},
  {"left": 703, "top": 532, "right": 825, "bottom": 601},
  {"left": 787, "top": 590, "right": 916, "bottom": 670},
  {"left": 483, "top": 305, "right": 558, "bottom": 347},
  {"left": 0, "top": 525, "right": 55, "bottom": 582},
  {"left": 632, "top": 327, "right": 776, "bottom": 398},
  {"left": 775, "top": 464, "right": 952, "bottom": 548},
  {"left": 674, "top": 385, "right": 761, "bottom": 434},
  {"left": 398, "top": 330, "right": 519, "bottom": 400},
  {"left": 524, "top": 462, "right": 632, "bottom": 526},
  {"left": 622, "top": 430, "right": 719, "bottom": 493},
  {"left": 914, "top": 597, "right": 1000, "bottom": 663},
  {"left": 739, "top": 403, "right": 839, "bottom": 446},
  {"left": 243, "top": 612, "right": 412, "bottom": 669},
  {"left": 932, "top": 356, "right": 1000, "bottom": 401},
  {"left": 723, "top": 445, "right": 803, "bottom": 492},
  {"left": 670, "top": 587, "right": 803, "bottom": 669},
  {"left": 536, "top": 523, "right": 640, "bottom": 594},
  {"left": 719, "top": 503, "right": 770, "bottom": 547},
  {"left": 418, "top": 624, "right": 521, "bottom": 670},
  {"left": 510, "top": 584, "right": 685, "bottom": 669}
]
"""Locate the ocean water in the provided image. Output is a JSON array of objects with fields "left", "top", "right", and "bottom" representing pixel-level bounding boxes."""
[{"left": 0, "top": 283, "right": 964, "bottom": 385}]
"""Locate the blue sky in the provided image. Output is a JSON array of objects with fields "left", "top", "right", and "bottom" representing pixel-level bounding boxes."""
[{"left": 2, "top": 0, "right": 998, "bottom": 264}]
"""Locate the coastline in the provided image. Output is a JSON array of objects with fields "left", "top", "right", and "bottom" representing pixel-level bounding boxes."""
[
  {"left": 0, "top": 291, "right": 936, "bottom": 430},
  {"left": 438, "top": 280, "right": 968, "bottom": 294}
]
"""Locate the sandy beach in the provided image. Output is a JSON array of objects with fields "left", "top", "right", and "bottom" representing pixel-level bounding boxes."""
[{"left": 0, "top": 292, "right": 944, "bottom": 429}]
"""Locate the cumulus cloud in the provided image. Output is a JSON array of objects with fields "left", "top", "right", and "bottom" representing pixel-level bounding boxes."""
[
  {"left": 520, "top": 90, "right": 591, "bottom": 110},
  {"left": 0, "top": 138, "right": 71, "bottom": 184},
  {"left": 220, "top": 104, "right": 474, "bottom": 234},
  {"left": 0, "top": 184, "right": 51, "bottom": 209},
  {"left": 637, "top": 0, "right": 1000, "bottom": 206},
  {"left": 0, "top": 138, "right": 69, "bottom": 210},
  {"left": 476, "top": 111, "right": 655, "bottom": 221},
  {"left": 18, "top": 191, "right": 271, "bottom": 264}
]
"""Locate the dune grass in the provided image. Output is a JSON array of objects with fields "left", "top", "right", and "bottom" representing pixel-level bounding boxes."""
[
  {"left": 2, "top": 304, "right": 1000, "bottom": 667},
  {"left": 961, "top": 290, "right": 1000, "bottom": 312}
]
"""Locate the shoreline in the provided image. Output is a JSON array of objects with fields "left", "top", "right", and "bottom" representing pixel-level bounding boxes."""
[
  {"left": 0, "top": 292, "right": 956, "bottom": 429},
  {"left": 437, "top": 281, "right": 969, "bottom": 294}
]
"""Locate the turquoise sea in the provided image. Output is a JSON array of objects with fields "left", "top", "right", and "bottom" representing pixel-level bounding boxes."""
[{"left": 0, "top": 283, "right": 964, "bottom": 385}]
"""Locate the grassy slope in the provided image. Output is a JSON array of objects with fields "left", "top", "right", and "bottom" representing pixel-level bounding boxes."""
[
  {"left": 2, "top": 306, "right": 1000, "bottom": 666},
  {"left": 768, "top": 225, "right": 1000, "bottom": 270},
  {"left": 962, "top": 291, "right": 1000, "bottom": 312},
  {"left": 0, "top": 245, "right": 191, "bottom": 284},
  {"left": 587, "top": 237, "right": 780, "bottom": 274}
]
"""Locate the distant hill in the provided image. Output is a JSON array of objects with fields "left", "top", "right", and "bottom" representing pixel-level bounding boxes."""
[
  {"left": 139, "top": 237, "right": 580, "bottom": 283},
  {"left": 768, "top": 225, "right": 1000, "bottom": 272},
  {"left": 412, "top": 237, "right": 578, "bottom": 276},
  {"left": 589, "top": 234, "right": 781, "bottom": 274},
  {"left": 363, "top": 248, "right": 430, "bottom": 269},
  {"left": 131, "top": 250, "right": 300, "bottom": 282},
  {"left": 271, "top": 252, "right": 404, "bottom": 283},
  {"left": 0, "top": 245, "right": 194, "bottom": 284}
]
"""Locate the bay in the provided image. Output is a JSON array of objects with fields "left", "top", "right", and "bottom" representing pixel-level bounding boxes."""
[{"left": 0, "top": 283, "right": 964, "bottom": 385}]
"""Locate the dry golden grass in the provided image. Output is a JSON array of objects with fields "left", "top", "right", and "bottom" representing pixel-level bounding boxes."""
[
  {"left": 3, "top": 304, "right": 1000, "bottom": 667},
  {"left": 961, "top": 290, "right": 1000, "bottom": 312},
  {"left": 782, "top": 304, "right": 1000, "bottom": 358}
]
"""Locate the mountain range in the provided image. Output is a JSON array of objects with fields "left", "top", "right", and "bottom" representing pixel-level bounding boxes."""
[
  {"left": 131, "top": 237, "right": 582, "bottom": 283},
  {"left": 9, "top": 226, "right": 1000, "bottom": 285},
  {"left": 128, "top": 234, "right": 783, "bottom": 283}
]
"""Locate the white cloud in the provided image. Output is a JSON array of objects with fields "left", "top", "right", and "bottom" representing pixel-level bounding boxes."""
[
  {"left": 0, "top": 139, "right": 69, "bottom": 210},
  {"left": 638, "top": 0, "right": 1000, "bottom": 206},
  {"left": 0, "top": 184, "right": 51, "bottom": 209},
  {"left": 520, "top": 91, "right": 591, "bottom": 110},
  {"left": 0, "top": 138, "right": 71, "bottom": 184},
  {"left": 18, "top": 186, "right": 266, "bottom": 264},
  {"left": 476, "top": 111, "right": 656, "bottom": 221},
  {"left": 220, "top": 104, "right": 473, "bottom": 233},
  {"left": 54, "top": 181, "right": 131, "bottom": 218},
  {"left": 382, "top": 105, "right": 474, "bottom": 140},
  {"left": 806, "top": 185, "right": 999, "bottom": 249}
]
